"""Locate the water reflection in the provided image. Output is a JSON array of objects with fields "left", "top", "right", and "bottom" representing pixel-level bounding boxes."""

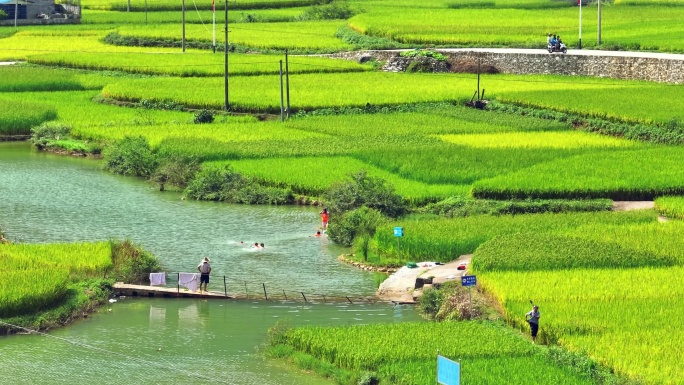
[{"left": 0, "top": 299, "right": 421, "bottom": 385}]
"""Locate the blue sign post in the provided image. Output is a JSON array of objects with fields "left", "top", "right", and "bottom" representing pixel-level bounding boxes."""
[
  {"left": 461, "top": 275, "right": 477, "bottom": 287},
  {"left": 394, "top": 227, "right": 403, "bottom": 256},
  {"left": 461, "top": 275, "right": 476, "bottom": 315},
  {"left": 437, "top": 355, "right": 460, "bottom": 385}
]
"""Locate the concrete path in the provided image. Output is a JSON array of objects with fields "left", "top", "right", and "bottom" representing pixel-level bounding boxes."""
[
  {"left": 436, "top": 48, "right": 684, "bottom": 61},
  {"left": 377, "top": 254, "right": 473, "bottom": 304},
  {"left": 612, "top": 201, "right": 655, "bottom": 211}
]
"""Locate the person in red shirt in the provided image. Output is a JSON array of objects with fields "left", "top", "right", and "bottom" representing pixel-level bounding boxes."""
[{"left": 320, "top": 208, "right": 329, "bottom": 229}]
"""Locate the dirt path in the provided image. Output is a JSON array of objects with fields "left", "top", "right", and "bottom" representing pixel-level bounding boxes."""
[
  {"left": 377, "top": 254, "right": 473, "bottom": 303},
  {"left": 612, "top": 201, "right": 655, "bottom": 211}
]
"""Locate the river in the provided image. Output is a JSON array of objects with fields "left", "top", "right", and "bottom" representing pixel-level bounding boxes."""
[{"left": 0, "top": 142, "right": 421, "bottom": 384}]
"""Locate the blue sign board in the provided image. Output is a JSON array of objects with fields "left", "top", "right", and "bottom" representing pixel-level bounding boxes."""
[
  {"left": 437, "top": 355, "right": 460, "bottom": 385},
  {"left": 393, "top": 227, "right": 403, "bottom": 237},
  {"left": 461, "top": 275, "right": 477, "bottom": 287}
]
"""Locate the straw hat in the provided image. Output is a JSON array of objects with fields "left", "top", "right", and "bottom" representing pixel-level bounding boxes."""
[{"left": 202, "top": 257, "right": 210, "bottom": 263}]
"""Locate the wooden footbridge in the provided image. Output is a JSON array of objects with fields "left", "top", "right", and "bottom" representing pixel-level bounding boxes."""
[
  {"left": 112, "top": 280, "right": 401, "bottom": 304},
  {"left": 113, "top": 283, "right": 232, "bottom": 299}
]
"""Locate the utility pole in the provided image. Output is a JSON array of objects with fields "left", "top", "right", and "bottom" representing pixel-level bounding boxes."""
[
  {"left": 598, "top": 0, "right": 602, "bottom": 46},
  {"left": 279, "top": 60, "right": 285, "bottom": 122},
  {"left": 285, "top": 50, "right": 291, "bottom": 118},
  {"left": 182, "top": 0, "right": 186, "bottom": 52},
  {"left": 14, "top": 0, "right": 18, "bottom": 28},
  {"left": 224, "top": 0, "right": 229, "bottom": 111},
  {"left": 578, "top": 0, "right": 582, "bottom": 49}
]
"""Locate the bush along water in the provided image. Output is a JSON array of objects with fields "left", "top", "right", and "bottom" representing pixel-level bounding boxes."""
[
  {"left": 325, "top": 171, "right": 407, "bottom": 257},
  {"left": 184, "top": 163, "right": 295, "bottom": 204},
  {"left": 31, "top": 122, "right": 101, "bottom": 155}
]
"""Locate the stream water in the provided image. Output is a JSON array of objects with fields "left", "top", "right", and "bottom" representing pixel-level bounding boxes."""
[{"left": 0, "top": 142, "right": 421, "bottom": 384}]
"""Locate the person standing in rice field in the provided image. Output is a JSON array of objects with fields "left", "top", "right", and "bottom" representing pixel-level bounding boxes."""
[{"left": 525, "top": 305, "right": 541, "bottom": 343}]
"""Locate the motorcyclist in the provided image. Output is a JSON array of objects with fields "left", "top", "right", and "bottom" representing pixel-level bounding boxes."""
[
  {"left": 556, "top": 36, "right": 562, "bottom": 50},
  {"left": 550, "top": 35, "right": 558, "bottom": 49}
]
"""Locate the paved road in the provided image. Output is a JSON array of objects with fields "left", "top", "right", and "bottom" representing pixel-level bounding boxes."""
[{"left": 437, "top": 48, "right": 684, "bottom": 60}]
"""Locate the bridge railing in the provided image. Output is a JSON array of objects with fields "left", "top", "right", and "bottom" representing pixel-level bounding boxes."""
[{"left": 160, "top": 272, "right": 381, "bottom": 304}]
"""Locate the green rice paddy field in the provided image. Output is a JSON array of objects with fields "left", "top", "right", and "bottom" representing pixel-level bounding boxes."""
[{"left": 4, "top": 0, "right": 684, "bottom": 383}]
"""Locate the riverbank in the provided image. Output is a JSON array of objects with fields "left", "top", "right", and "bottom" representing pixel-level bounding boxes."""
[
  {"left": 0, "top": 279, "right": 113, "bottom": 335},
  {"left": 0, "top": 238, "right": 160, "bottom": 335}
]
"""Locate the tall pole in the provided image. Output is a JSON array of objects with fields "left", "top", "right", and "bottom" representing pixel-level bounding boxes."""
[
  {"left": 279, "top": 60, "right": 285, "bottom": 122},
  {"left": 285, "top": 49, "right": 291, "bottom": 118},
  {"left": 578, "top": 0, "right": 582, "bottom": 49},
  {"left": 14, "top": 0, "right": 18, "bottom": 28},
  {"left": 182, "top": 0, "right": 186, "bottom": 52},
  {"left": 598, "top": 0, "right": 602, "bottom": 46},
  {"left": 477, "top": 55, "right": 481, "bottom": 100},
  {"left": 212, "top": 0, "right": 216, "bottom": 53},
  {"left": 224, "top": 0, "right": 229, "bottom": 111},
  {"left": 145, "top": 0, "right": 148, "bottom": 24}
]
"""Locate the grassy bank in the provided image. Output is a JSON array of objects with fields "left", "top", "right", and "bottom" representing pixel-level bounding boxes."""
[{"left": 0, "top": 239, "right": 160, "bottom": 334}]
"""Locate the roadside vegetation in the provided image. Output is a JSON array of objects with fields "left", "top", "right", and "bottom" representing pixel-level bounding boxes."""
[{"left": 4, "top": 0, "right": 684, "bottom": 383}]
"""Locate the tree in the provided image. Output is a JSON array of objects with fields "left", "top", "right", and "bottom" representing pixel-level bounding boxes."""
[
  {"left": 327, "top": 206, "right": 383, "bottom": 261},
  {"left": 325, "top": 171, "right": 407, "bottom": 218}
]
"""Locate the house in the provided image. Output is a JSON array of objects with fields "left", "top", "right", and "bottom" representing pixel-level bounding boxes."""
[{"left": 0, "top": 0, "right": 80, "bottom": 25}]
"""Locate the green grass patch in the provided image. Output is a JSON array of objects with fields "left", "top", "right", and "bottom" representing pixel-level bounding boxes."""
[
  {"left": 221, "top": 156, "right": 470, "bottom": 202},
  {"left": 0, "top": 101, "right": 57, "bottom": 136},
  {"left": 472, "top": 146, "right": 684, "bottom": 200},
  {"left": 655, "top": 195, "right": 684, "bottom": 219},
  {"left": 371, "top": 210, "right": 656, "bottom": 265},
  {"left": 271, "top": 320, "right": 596, "bottom": 385},
  {"left": 28, "top": 52, "right": 370, "bottom": 77}
]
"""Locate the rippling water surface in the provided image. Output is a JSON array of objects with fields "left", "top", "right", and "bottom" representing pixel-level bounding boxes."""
[
  {"left": 0, "top": 142, "right": 420, "bottom": 384},
  {"left": 0, "top": 142, "right": 374, "bottom": 295}
]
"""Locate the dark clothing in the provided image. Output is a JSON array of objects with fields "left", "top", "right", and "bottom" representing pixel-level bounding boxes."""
[
  {"left": 200, "top": 273, "right": 210, "bottom": 284},
  {"left": 528, "top": 321, "right": 539, "bottom": 337}
]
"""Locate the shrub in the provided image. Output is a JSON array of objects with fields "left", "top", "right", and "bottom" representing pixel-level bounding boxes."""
[
  {"left": 150, "top": 155, "right": 201, "bottom": 191},
  {"left": 325, "top": 171, "right": 407, "bottom": 218},
  {"left": 399, "top": 49, "right": 448, "bottom": 62},
  {"left": 108, "top": 239, "right": 161, "bottom": 284},
  {"left": 0, "top": 10, "right": 8, "bottom": 21},
  {"left": 193, "top": 109, "right": 214, "bottom": 124},
  {"left": 103, "top": 136, "right": 158, "bottom": 177},
  {"left": 30, "top": 122, "right": 71, "bottom": 150},
  {"left": 297, "top": 1, "right": 355, "bottom": 21},
  {"left": 184, "top": 164, "right": 294, "bottom": 204},
  {"left": 327, "top": 206, "right": 384, "bottom": 250}
]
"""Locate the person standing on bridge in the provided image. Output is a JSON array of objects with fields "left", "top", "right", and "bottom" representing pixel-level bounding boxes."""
[{"left": 197, "top": 257, "right": 212, "bottom": 293}]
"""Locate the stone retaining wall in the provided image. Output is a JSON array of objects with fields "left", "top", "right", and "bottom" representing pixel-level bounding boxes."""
[
  {"left": 333, "top": 50, "right": 684, "bottom": 84},
  {"left": 448, "top": 51, "right": 684, "bottom": 84}
]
